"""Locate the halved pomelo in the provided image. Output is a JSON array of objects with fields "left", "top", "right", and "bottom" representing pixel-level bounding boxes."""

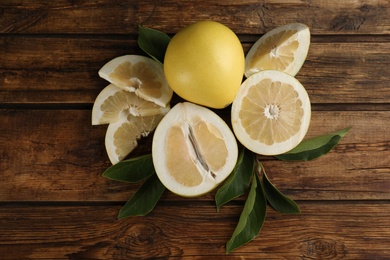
[
  {"left": 231, "top": 70, "right": 311, "bottom": 155},
  {"left": 152, "top": 102, "right": 238, "bottom": 197}
]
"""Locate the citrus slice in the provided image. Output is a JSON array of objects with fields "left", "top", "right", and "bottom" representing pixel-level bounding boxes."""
[
  {"left": 231, "top": 70, "right": 311, "bottom": 156},
  {"left": 98, "top": 55, "right": 173, "bottom": 107},
  {"left": 105, "top": 113, "right": 165, "bottom": 164},
  {"left": 152, "top": 102, "right": 238, "bottom": 197},
  {"left": 92, "top": 84, "right": 170, "bottom": 125},
  {"left": 245, "top": 23, "right": 310, "bottom": 78}
]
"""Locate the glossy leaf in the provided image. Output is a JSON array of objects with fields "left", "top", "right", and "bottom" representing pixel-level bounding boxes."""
[
  {"left": 118, "top": 173, "right": 165, "bottom": 219},
  {"left": 215, "top": 148, "right": 255, "bottom": 211},
  {"left": 275, "top": 127, "right": 351, "bottom": 161},
  {"left": 138, "top": 25, "right": 171, "bottom": 64},
  {"left": 102, "top": 154, "right": 154, "bottom": 183},
  {"left": 261, "top": 164, "right": 300, "bottom": 214},
  {"left": 226, "top": 173, "right": 266, "bottom": 253}
]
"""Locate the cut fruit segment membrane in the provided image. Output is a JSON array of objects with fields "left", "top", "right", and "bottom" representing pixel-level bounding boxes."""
[
  {"left": 245, "top": 23, "right": 310, "bottom": 78},
  {"left": 98, "top": 55, "right": 173, "bottom": 107},
  {"left": 152, "top": 102, "right": 238, "bottom": 197},
  {"left": 106, "top": 113, "right": 165, "bottom": 165},
  {"left": 92, "top": 84, "right": 170, "bottom": 125},
  {"left": 231, "top": 70, "right": 311, "bottom": 156}
]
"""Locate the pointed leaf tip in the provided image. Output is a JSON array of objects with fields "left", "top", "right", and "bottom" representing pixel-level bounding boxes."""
[
  {"left": 276, "top": 127, "right": 351, "bottom": 161},
  {"left": 225, "top": 173, "right": 266, "bottom": 253},
  {"left": 261, "top": 165, "right": 300, "bottom": 214},
  {"left": 118, "top": 173, "right": 165, "bottom": 219},
  {"left": 102, "top": 154, "right": 154, "bottom": 183}
]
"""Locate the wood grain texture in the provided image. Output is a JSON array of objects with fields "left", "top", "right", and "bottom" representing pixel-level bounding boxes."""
[
  {"left": 0, "top": 109, "right": 388, "bottom": 202},
  {"left": 2, "top": 36, "right": 390, "bottom": 104},
  {"left": 1, "top": 0, "right": 390, "bottom": 259},
  {"left": 0, "top": 203, "right": 389, "bottom": 259},
  {"left": 1, "top": 0, "right": 390, "bottom": 35}
]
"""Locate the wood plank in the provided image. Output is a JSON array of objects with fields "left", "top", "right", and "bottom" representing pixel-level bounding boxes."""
[
  {"left": 1, "top": 36, "right": 390, "bottom": 104},
  {"left": 1, "top": 0, "right": 390, "bottom": 35},
  {"left": 1, "top": 2, "right": 388, "bottom": 260},
  {"left": 0, "top": 202, "right": 389, "bottom": 259},
  {"left": 0, "top": 109, "right": 389, "bottom": 201}
]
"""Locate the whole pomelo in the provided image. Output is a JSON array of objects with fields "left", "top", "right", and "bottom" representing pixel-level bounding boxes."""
[{"left": 164, "top": 21, "right": 245, "bottom": 109}]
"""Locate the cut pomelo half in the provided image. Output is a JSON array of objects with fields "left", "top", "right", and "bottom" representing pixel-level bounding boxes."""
[
  {"left": 105, "top": 113, "right": 165, "bottom": 165},
  {"left": 231, "top": 70, "right": 311, "bottom": 156},
  {"left": 92, "top": 84, "right": 170, "bottom": 125},
  {"left": 245, "top": 23, "right": 310, "bottom": 78},
  {"left": 98, "top": 55, "right": 173, "bottom": 107},
  {"left": 152, "top": 102, "right": 238, "bottom": 197}
]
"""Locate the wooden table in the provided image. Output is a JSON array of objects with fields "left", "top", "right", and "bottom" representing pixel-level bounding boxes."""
[{"left": 1, "top": 1, "right": 389, "bottom": 259}]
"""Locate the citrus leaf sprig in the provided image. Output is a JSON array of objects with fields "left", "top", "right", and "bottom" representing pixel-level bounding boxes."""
[
  {"left": 216, "top": 148, "right": 300, "bottom": 253},
  {"left": 100, "top": 25, "right": 351, "bottom": 253},
  {"left": 218, "top": 127, "right": 350, "bottom": 252},
  {"left": 225, "top": 171, "right": 266, "bottom": 253}
]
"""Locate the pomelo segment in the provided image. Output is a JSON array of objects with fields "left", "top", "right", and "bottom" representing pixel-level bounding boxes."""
[
  {"left": 98, "top": 55, "right": 173, "bottom": 107},
  {"left": 231, "top": 70, "right": 311, "bottom": 156},
  {"left": 106, "top": 113, "right": 165, "bottom": 165},
  {"left": 152, "top": 102, "right": 238, "bottom": 197},
  {"left": 92, "top": 84, "right": 170, "bottom": 125},
  {"left": 245, "top": 23, "right": 310, "bottom": 78}
]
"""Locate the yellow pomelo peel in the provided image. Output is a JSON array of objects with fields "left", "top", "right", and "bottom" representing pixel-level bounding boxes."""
[{"left": 164, "top": 21, "right": 245, "bottom": 109}]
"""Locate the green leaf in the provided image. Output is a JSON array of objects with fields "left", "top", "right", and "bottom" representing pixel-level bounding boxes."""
[
  {"left": 260, "top": 164, "right": 300, "bottom": 214},
  {"left": 226, "top": 173, "right": 267, "bottom": 253},
  {"left": 118, "top": 173, "right": 165, "bottom": 219},
  {"left": 215, "top": 148, "right": 255, "bottom": 211},
  {"left": 102, "top": 154, "right": 154, "bottom": 183},
  {"left": 275, "top": 127, "right": 351, "bottom": 161},
  {"left": 138, "top": 25, "right": 171, "bottom": 64}
]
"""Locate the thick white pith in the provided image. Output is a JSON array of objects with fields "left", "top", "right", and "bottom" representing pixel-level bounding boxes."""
[{"left": 152, "top": 102, "right": 238, "bottom": 197}]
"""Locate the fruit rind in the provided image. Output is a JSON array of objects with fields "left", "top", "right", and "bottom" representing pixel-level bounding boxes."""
[
  {"left": 98, "top": 55, "right": 173, "bottom": 107},
  {"left": 106, "top": 112, "right": 165, "bottom": 165},
  {"left": 92, "top": 84, "right": 124, "bottom": 125},
  {"left": 152, "top": 102, "right": 238, "bottom": 197},
  {"left": 231, "top": 70, "right": 311, "bottom": 156},
  {"left": 245, "top": 23, "right": 310, "bottom": 78},
  {"left": 91, "top": 84, "right": 170, "bottom": 125}
]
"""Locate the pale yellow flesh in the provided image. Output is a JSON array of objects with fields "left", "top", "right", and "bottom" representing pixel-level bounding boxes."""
[
  {"left": 109, "top": 61, "right": 163, "bottom": 99},
  {"left": 249, "top": 29, "right": 299, "bottom": 71},
  {"left": 111, "top": 114, "right": 163, "bottom": 162},
  {"left": 166, "top": 125, "right": 203, "bottom": 187},
  {"left": 239, "top": 79, "right": 303, "bottom": 145},
  {"left": 113, "top": 115, "right": 144, "bottom": 161},
  {"left": 98, "top": 89, "right": 164, "bottom": 123},
  {"left": 99, "top": 90, "right": 128, "bottom": 123},
  {"left": 165, "top": 118, "right": 228, "bottom": 187},
  {"left": 192, "top": 119, "right": 228, "bottom": 172}
]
